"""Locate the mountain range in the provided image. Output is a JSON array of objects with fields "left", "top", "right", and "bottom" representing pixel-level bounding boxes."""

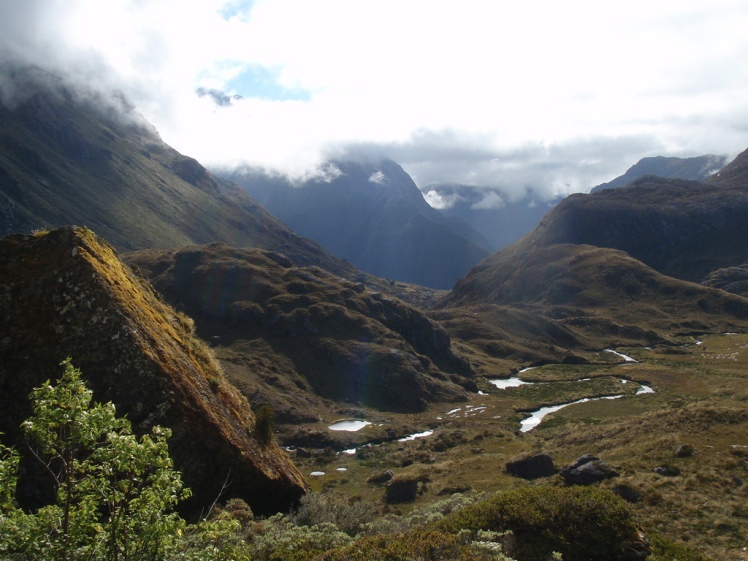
[
  {"left": 220, "top": 161, "right": 493, "bottom": 289},
  {"left": 590, "top": 154, "right": 729, "bottom": 192},
  {"left": 2, "top": 65, "right": 748, "bottom": 555}
]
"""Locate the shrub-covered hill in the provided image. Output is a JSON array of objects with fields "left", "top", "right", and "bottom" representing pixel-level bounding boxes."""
[
  {"left": 433, "top": 243, "right": 748, "bottom": 375},
  {"left": 0, "top": 226, "right": 307, "bottom": 516},
  {"left": 124, "top": 243, "right": 473, "bottom": 432}
]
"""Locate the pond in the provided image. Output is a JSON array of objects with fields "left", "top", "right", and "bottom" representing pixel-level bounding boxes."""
[{"left": 328, "top": 420, "right": 371, "bottom": 432}]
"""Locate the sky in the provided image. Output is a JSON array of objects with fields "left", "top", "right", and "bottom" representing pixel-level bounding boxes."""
[{"left": 1, "top": 0, "right": 748, "bottom": 206}]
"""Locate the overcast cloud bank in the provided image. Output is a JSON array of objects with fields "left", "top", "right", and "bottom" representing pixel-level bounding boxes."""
[{"left": 1, "top": 0, "right": 747, "bottom": 202}]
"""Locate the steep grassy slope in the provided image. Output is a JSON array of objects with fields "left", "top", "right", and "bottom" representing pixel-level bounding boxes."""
[
  {"left": 709, "top": 146, "right": 748, "bottom": 188},
  {"left": 0, "top": 226, "right": 307, "bottom": 516},
  {"left": 125, "top": 244, "right": 473, "bottom": 440}
]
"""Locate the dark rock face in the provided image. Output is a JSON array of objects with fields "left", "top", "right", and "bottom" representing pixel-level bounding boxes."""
[
  {"left": 702, "top": 264, "right": 748, "bottom": 297},
  {"left": 675, "top": 444, "right": 695, "bottom": 458},
  {"left": 653, "top": 465, "right": 681, "bottom": 477},
  {"left": 612, "top": 484, "right": 641, "bottom": 504},
  {"left": 560, "top": 455, "right": 619, "bottom": 485},
  {"left": 0, "top": 227, "right": 308, "bottom": 517},
  {"left": 506, "top": 452, "right": 557, "bottom": 479},
  {"left": 529, "top": 176, "right": 748, "bottom": 283},
  {"left": 591, "top": 154, "right": 728, "bottom": 193},
  {"left": 385, "top": 477, "right": 419, "bottom": 503}
]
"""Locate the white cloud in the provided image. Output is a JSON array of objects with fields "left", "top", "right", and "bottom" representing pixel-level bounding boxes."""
[
  {"left": 423, "top": 190, "right": 461, "bottom": 210},
  {"left": 368, "top": 171, "right": 387, "bottom": 185},
  {"left": 471, "top": 191, "right": 505, "bottom": 211},
  {"left": 2, "top": 0, "right": 748, "bottom": 198}
]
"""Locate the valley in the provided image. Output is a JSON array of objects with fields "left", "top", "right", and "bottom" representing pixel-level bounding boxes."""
[
  {"left": 288, "top": 335, "right": 748, "bottom": 559},
  {"left": 1, "top": 70, "right": 748, "bottom": 560}
]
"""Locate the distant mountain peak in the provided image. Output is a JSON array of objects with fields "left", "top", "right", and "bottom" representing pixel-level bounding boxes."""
[{"left": 591, "top": 154, "right": 728, "bottom": 192}]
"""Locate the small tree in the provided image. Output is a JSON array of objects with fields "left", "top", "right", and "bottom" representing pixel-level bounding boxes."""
[
  {"left": 0, "top": 359, "right": 253, "bottom": 561},
  {"left": 10, "top": 359, "right": 187, "bottom": 560}
]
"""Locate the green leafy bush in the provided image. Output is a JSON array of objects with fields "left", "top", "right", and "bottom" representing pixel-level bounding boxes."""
[
  {"left": 648, "top": 534, "right": 714, "bottom": 561},
  {"left": 437, "top": 485, "right": 645, "bottom": 561},
  {"left": 0, "top": 359, "right": 251, "bottom": 561}
]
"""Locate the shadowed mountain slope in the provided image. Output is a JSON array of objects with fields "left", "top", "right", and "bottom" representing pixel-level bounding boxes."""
[
  {"left": 125, "top": 243, "right": 473, "bottom": 421},
  {"left": 436, "top": 244, "right": 748, "bottom": 373},
  {"left": 0, "top": 66, "right": 355, "bottom": 278},
  {"left": 515, "top": 173, "right": 748, "bottom": 283},
  {"left": 591, "top": 154, "right": 727, "bottom": 192},
  {"left": 0, "top": 227, "right": 307, "bottom": 516},
  {"left": 221, "top": 161, "right": 492, "bottom": 289},
  {"left": 709, "top": 145, "right": 748, "bottom": 188}
]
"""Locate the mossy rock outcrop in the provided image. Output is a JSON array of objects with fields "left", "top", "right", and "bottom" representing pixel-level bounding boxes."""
[{"left": 0, "top": 226, "right": 308, "bottom": 516}]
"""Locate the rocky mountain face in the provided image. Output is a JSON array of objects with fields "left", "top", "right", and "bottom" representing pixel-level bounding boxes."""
[
  {"left": 516, "top": 174, "right": 748, "bottom": 283},
  {"left": 709, "top": 146, "right": 748, "bottom": 188},
  {"left": 220, "top": 161, "right": 492, "bottom": 289},
  {"left": 0, "top": 66, "right": 356, "bottom": 278},
  {"left": 0, "top": 227, "right": 307, "bottom": 516},
  {"left": 423, "top": 184, "right": 558, "bottom": 251},
  {"left": 591, "top": 154, "right": 728, "bottom": 192},
  {"left": 702, "top": 262, "right": 748, "bottom": 297},
  {"left": 124, "top": 243, "right": 473, "bottom": 424}
]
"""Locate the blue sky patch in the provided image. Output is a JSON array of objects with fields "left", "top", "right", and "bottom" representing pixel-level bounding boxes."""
[{"left": 227, "top": 66, "right": 311, "bottom": 101}]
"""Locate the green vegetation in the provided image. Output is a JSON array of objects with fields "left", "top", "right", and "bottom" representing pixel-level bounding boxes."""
[
  {"left": 437, "top": 486, "right": 643, "bottom": 561},
  {"left": 1, "top": 357, "right": 726, "bottom": 561},
  {"left": 0, "top": 359, "right": 250, "bottom": 561},
  {"left": 254, "top": 405, "right": 276, "bottom": 446}
]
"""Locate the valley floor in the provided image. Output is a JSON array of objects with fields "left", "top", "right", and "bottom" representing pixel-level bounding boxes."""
[{"left": 286, "top": 333, "right": 748, "bottom": 560}]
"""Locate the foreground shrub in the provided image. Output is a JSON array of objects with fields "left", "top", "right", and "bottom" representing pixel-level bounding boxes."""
[
  {"left": 648, "top": 534, "right": 713, "bottom": 561},
  {"left": 0, "top": 359, "right": 251, "bottom": 561},
  {"left": 290, "top": 492, "right": 377, "bottom": 536},
  {"left": 248, "top": 513, "right": 354, "bottom": 561},
  {"left": 317, "top": 528, "right": 514, "bottom": 561},
  {"left": 437, "top": 485, "right": 646, "bottom": 561}
]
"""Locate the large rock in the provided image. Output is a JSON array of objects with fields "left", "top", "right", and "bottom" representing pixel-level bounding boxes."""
[
  {"left": 506, "top": 452, "right": 557, "bottom": 479},
  {"left": 0, "top": 227, "right": 308, "bottom": 516},
  {"left": 385, "top": 477, "right": 419, "bottom": 503},
  {"left": 560, "top": 454, "right": 619, "bottom": 485}
]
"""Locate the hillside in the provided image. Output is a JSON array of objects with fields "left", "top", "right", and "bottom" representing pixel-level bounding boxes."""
[
  {"left": 220, "top": 161, "right": 492, "bottom": 289},
  {"left": 709, "top": 145, "right": 748, "bottom": 188},
  {"left": 0, "top": 226, "right": 307, "bottom": 516},
  {"left": 125, "top": 243, "right": 474, "bottom": 446},
  {"left": 435, "top": 243, "right": 748, "bottom": 373},
  {"left": 513, "top": 174, "right": 748, "bottom": 283},
  {"left": 591, "top": 154, "right": 727, "bottom": 192},
  {"left": 0, "top": 65, "right": 357, "bottom": 278}
]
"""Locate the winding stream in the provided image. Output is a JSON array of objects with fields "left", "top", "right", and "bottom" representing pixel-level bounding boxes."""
[{"left": 491, "top": 366, "right": 654, "bottom": 432}]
